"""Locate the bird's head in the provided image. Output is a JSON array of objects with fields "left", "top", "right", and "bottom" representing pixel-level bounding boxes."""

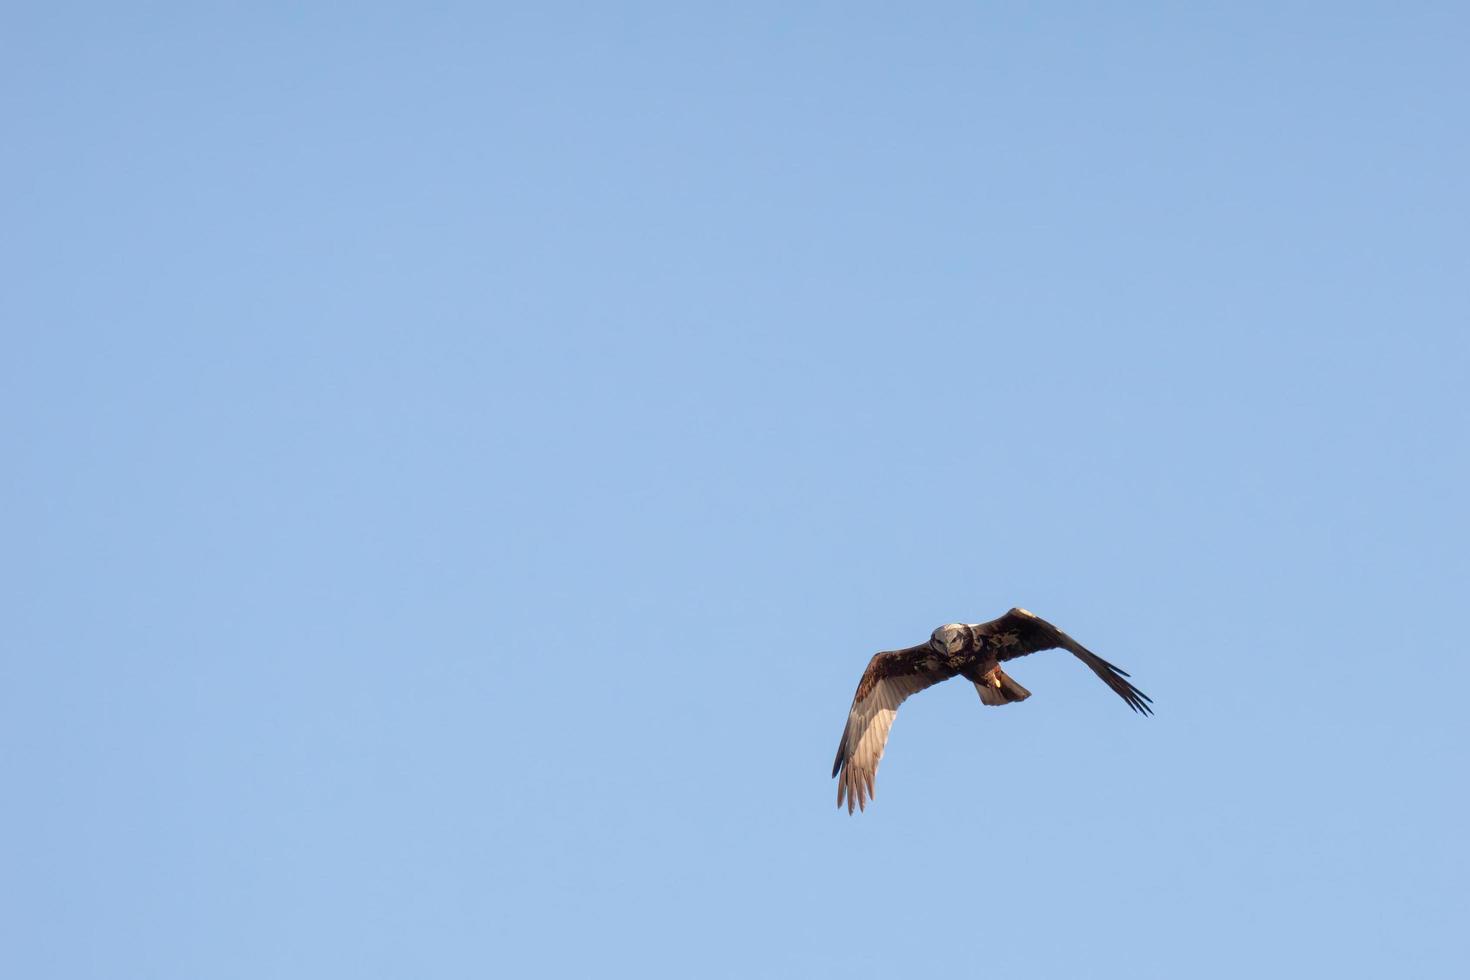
[{"left": 930, "top": 624, "right": 969, "bottom": 655}]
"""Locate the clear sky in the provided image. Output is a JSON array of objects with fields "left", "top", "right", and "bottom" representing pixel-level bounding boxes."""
[{"left": 4, "top": 3, "right": 1467, "bottom": 978}]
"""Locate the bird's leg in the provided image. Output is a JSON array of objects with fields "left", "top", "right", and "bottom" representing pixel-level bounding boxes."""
[{"left": 978, "top": 659, "right": 1004, "bottom": 688}]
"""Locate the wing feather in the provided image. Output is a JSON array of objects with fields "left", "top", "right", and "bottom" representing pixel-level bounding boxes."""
[
  {"left": 978, "top": 608, "right": 1153, "bottom": 715},
  {"left": 832, "top": 644, "right": 956, "bottom": 813}
]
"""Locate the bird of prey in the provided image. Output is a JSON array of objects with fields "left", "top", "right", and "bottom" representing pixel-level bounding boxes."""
[{"left": 832, "top": 608, "right": 1151, "bottom": 813}]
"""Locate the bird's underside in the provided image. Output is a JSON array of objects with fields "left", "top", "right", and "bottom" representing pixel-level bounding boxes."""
[{"left": 832, "top": 608, "right": 1152, "bottom": 813}]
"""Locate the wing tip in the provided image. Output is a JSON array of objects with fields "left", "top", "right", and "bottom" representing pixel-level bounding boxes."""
[
  {"left": 834, "top": 766, "right": 875, "bottom": 813},
  {"left": 1075, "top": 648, "right": 1154, "bottom": 716}
]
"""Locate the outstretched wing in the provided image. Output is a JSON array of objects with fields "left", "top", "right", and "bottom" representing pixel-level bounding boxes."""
[
  {"left": 977, "top": 608, "right": 1153, "bottom": 715},
  {"left": 831, "top": 644, "right": 957, "bottom": 813}
]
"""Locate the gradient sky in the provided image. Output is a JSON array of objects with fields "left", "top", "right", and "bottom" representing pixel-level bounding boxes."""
[{"left": 4, "top": 3, "right": 1467, "bottom": 978}]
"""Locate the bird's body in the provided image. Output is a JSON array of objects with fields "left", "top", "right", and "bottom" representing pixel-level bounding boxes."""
[{"left": 832, "top": 608, "right": 1151, "bottom": 813}]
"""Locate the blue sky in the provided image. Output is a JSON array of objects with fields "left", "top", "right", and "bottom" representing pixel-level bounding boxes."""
[{"left": 4, "top": 3, "right": 1467, "bottom": 977}]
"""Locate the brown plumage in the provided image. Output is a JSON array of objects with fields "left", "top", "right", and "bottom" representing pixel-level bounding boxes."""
[{"left": 832, "top": 608, "right": 1152, "bottom": 813}]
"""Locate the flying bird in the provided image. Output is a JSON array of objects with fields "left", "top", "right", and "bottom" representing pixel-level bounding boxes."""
[{"left": 832, "top": 608, "right": 1151, "bottom": 813}]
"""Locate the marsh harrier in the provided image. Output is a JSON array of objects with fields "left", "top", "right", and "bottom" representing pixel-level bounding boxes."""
[{"left": 832, "top": 608, "right": 1151, "bottom": 813}]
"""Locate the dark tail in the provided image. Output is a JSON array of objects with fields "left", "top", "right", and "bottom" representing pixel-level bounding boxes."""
[{"left": 972, "top": 667, "right": 1031, "bottom": 706}]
